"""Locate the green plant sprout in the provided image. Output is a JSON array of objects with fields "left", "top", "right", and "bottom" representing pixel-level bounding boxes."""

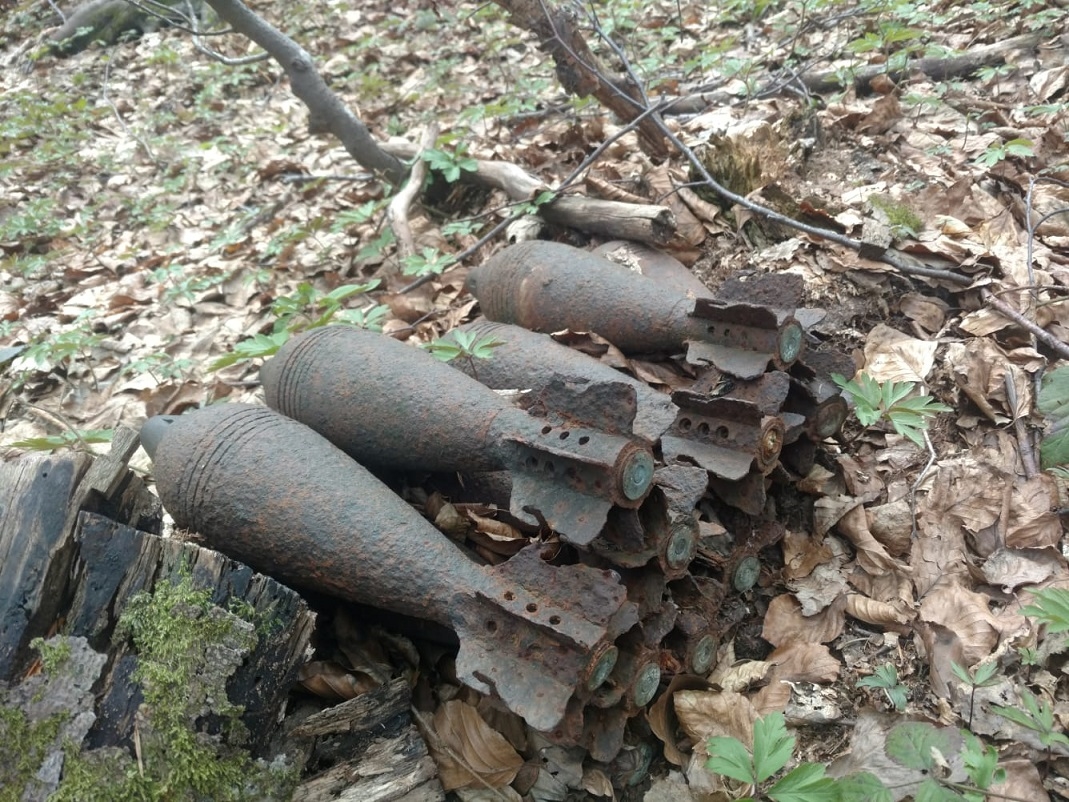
[
  {"left": 705, "top": 711, "right": 843, "bottom": 801},
  {"left": 211, "top": 281, "right": 385, "bottom": 370},
  {"left": 991, "top": 689, "right": 1069, "bottom": 752},
  {"left": 832, "top": 373, "right": 951, "bottom": 447},
  {"left": 424, "top": 329, "right": 504, "bottom": 382},
  {"left": 975, "top": 137, "right": 1034, "bottom": 168},
  {"left": 420, "top": 139, "right": 478, "bottom": 183},
  {"left": 857, "top": 663, "right": 908, "bottom": 711},
  {"left": 402, "top": 247, "right": 455, "bottom": 277},
  {"left": 10, "top": 428, "right": 113, "bottom": 453},
  {"left": 949, "top": 661, "right": 1000, "bottom": 729},
  {"left": 1021, "top": 587, "right": 1069, "bottom": 634}
]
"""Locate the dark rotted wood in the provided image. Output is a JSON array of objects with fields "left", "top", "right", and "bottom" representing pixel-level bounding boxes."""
[
  {"left": 0, "top": 426, "right": 161, "bottom": 680},
  {"left": 69, "top": 512, "right": 317, "bottom": 754},
  {"left": 294, "top": 678, "right": 445, "bottom": 802},
  {"left": 0, "top": 428, "right": 316, "bottom": 756}
]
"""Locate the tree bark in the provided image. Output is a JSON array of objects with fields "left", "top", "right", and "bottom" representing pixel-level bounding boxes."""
[{"left": 202, "top": 0, "right": 408, "bottom": 186}]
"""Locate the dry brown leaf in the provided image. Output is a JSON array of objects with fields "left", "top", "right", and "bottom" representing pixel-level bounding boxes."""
[
  {"left": 1006, "top": 475, "right": 1063, "bottom": 548},
  {"left": 297, "top": 660, "right": 380, "bottom": 701},
  {"left": 918, "top": 584, "right": 1002, "bottom": 666},
  {"left": 865, "top": 499, "right": 913, "bottom": 557},
  {"left": 646, "top": 163, "right": 706, "bottom": 246},
  {"left": 981, "top": 546, "right": 1067, "bottom": 591},
  {"left": 762, "top": 593, "right": 846, "bottom": 646},
  {"left": 647, "top": 674, "right": 712, "bottom": 767},
  {"left": 835, "top": 504, "right": 905, "bottom": 577},
  {"left": 781, "top": 529, "right": 834, "bottom": 580},
  {"left": 988, "top": 758, "right": 1051, "bottom": 802},
  {"left": 843, "top": 594, "right": 914, "bottom": 630},
  {"left": 430, "top": 699, "right": 524, "bottom": 792},
  {"left": 767, "top": 642, "right": 841, "bottom": 683},
  {"left": 673, "top": 689, "right": 757, "bottom": 752},
  {"left": 579, "top": 767, "right": 615, "bottom": 799},
  {"left": 944, "top": 339, "right": 1032, "bottom": 423},
  {"left": 862, "top": 323, "right": 940, "bottom": 384},
  {"left": 789, "top": 561, "right": 847, "bottom": 616},
  {"left": 714, "top": 660, "right": 773, "bottom": 693}
]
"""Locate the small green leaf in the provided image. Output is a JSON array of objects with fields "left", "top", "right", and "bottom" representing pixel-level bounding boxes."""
[
  {"left": 885, "top": 722, "right": 951, "bottom": 772},
  {"left": 914, "top": 777, "right": 962, "bottom": 802},
  {"left": 1022, "top": 588, "right": 1069, "bottom": 633},
  {"left": 1038, "top": 366, "right": 1069, "bottom": 419},
  {"left": 752, "top": 712, "right": 794, "bottom": 783},
  {"left": 767, "top": 763, "right": 839, "bottom": 802},
  {"left": 835, "top": 772, "right": 893, "bottom": 802},
  {"left": 706, "top": 735, "right": 756, "bottom": 785},
  {"left": 961, "top": 731, "right": 1000, "bottom": 791}
]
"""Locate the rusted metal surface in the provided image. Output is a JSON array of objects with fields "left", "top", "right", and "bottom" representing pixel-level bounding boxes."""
[
  {"left": 593, "top": 240, "right": 712, "bottom": 299},
  {"left": 261, "top": 326, "right": 655, "bottom": 544},
  {"left": 453, "top": 319, "right": 679, "bottom": 443},
  {"left": 787, "top": 347, "right": 855, "bottom": 440},
  {"left": 466, "top": 241, "right": 803, "bottom": 375},
  {"left": 587, "top": 489, "right": 697, "bottom": 579},
  {"left": 663, "top": 393, "right": 785, "bottom": 481},
  {"left": 140, "top": 404, "right": 637, "bottom": 733}
]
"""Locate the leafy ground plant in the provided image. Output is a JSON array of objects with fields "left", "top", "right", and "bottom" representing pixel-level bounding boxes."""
[
  {"left": 706, "top": 712, "right": 842, "bottom": 801},
  {"left": 856, "top": 663, "right": 908, "bottom": 711},
  {"left": 832, "top": 372, "right": 951, "bottom": 447},
  {"left": 425, "top": 329, "right": 504, "bottom": 381},
  {"left": 210, "top": 281, "right": 386, "bottom": 370}
]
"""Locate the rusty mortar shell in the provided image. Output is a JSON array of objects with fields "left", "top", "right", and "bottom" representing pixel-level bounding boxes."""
[
  {"left": 466, "top": 241, "right": 803, "bottom": 376},
  {"left": 666, "top": 574, "right": 725, "bottom": 675},
  {"left": 260, "top": 326, "right": 655, "bottom": 545},
  {"left": 587, "top": 488, "right": 698, "bottom": 579},
  {"left": 593, "top": 240, "right": 712, "bottom": 299},
  {"left": 787, "top": 348, "right": 853, "bottom": 440},
  {"left": 662, "top": 391, "right": 786, "bottom": 482},
  {"left": 140, "top": 403, "right": 635, "bottom": 732},
  {"left": 452, "top": 318, "right": 679, "bottom": 444}
]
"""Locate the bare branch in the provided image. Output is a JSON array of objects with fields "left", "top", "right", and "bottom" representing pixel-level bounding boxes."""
[{"left": 201, "top": 0, "right": 408, "bottom": 187}]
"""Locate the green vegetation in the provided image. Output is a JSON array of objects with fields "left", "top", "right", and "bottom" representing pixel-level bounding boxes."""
[
  {"left": 0, "top": 706, "right": 68, "bottom": 802},
  {"left": 704, "top": 592, "right": 1069, "bottom": 800},
  {"left": 210, "top": 280, "right": 386, "bottom": 370},
  {"left": 868, "top": 195, "right": 923, "bottom": 240},
  {"left": 425, "top": 328, "right": 504, "bottom": 381},
  {"left": 856, "top": 663, "right": 908, "bottom": 711},
  {"left": 50, "top": 572, "right": 297, "bottom": 801},
  {"left": 832, "top": 373, "right": 952, "bottom": 448}
]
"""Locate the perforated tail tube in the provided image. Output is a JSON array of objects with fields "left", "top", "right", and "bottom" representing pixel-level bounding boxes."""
[
  {"left": 142, "top": 404, "right": 634, "bottom": 732},
  {"left": 260, "top": 327, "right": 655, "bottom": 544}
]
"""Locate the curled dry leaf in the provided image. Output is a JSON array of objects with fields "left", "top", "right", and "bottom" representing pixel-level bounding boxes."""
[
  {"left": 429, "top": 699, "right": 524, "bottom": 792},
  {"left": 714, "top": 660, "right": 773, "bottom": 694},
  {"left": 835, "top": 504, "right": 905, "bottom": 578},
  {"left": 467, "top": 511, "right": 529, "bottom": 557},
  {"left": 647, "top": 674, "right": 712, "bottom": 767},
  {"left": 844, "top": 593, "right": 914, "bottom": 631},
  {"left": 766, "top": 642, "right": 841, "bottom": 684},
  {"left": 918, "top": 583, "right": 1004, "bottom": 666},
  {"left": 297, "top": 660, "right": 380, "bottom": 701},
  {"left": 865, "top": 498, "right": 913, "bottom": 557},
  {"left": 781, "top": 529, "right": 834, "bottom": 581},
  {"left": 981, "top": 546, "right": 1066, "bottom": 591}
]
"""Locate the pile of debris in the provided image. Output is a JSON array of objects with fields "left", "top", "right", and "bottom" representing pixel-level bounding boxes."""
[{"left": 141, "top": 240, "right": 850, "bottom": 773}]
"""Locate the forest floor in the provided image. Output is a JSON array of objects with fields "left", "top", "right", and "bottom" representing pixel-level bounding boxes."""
[{"left": 2, "top": 0, "right": 1069, "bottom": 800}]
